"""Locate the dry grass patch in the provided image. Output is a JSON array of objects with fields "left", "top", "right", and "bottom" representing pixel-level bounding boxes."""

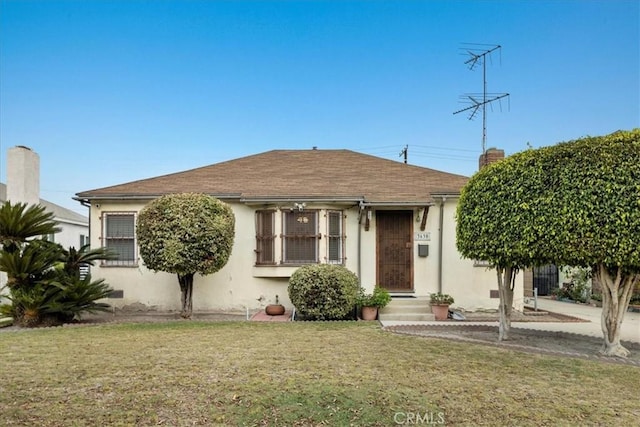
[{"left": 1, "top": 321, "right": 638, "bottom": 426}]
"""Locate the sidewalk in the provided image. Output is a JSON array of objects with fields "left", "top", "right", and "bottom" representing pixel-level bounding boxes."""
[
  {"left": 380, "top": 298, "right": 640, "bottom": 344},
  {"left": 518, "top": 298, "right": 640, "bottom": 343}
]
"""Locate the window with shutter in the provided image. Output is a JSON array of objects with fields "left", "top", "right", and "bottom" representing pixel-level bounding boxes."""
[
  {"left": 327, "top": 211, "right": 344, "bottom": 264},
  {"left": 255, "top": 210, "right": 276, "bottom": 265}
]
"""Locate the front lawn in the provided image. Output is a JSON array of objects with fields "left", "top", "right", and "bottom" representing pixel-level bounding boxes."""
[{"left": 1, "top": 321, "right": 638, "bottom": 426}]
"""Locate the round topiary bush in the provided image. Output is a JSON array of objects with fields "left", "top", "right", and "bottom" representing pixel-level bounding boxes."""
[{"left": 288, "top": 264, "right": 360, "bottom": 320}]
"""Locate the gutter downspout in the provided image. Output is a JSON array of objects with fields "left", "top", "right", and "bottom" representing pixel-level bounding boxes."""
[
  {"left": 358, "top": 201, "right": 365, "bottom": 282},
  {"left": 437, "top": 196, "right": 446, "bottom": 294},
  {"left": 79, "top": 199, "right": 91, "bottom": 253}
]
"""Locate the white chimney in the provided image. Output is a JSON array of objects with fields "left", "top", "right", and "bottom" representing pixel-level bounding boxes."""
[{"left": 7, "top": 145, "right": 40, "bottom": 207}]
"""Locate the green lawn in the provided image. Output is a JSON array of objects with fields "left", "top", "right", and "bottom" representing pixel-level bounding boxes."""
[{"left": 1, "top": 321, "right": 638, "bottom": 426}]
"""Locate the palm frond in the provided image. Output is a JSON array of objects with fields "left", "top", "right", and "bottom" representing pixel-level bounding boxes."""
[
  {"left": 0, "top": 242, "right": 61, "bottom": 288},
  {"left": 60, "top": 244, "right": 118, "bottom": 278},
  {"left": 0, "top": 202, "right": 60, "bottom": 252}
]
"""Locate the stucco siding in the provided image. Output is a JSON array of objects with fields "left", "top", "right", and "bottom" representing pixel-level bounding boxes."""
[
  {"left": 439, "top": 199, "right": 524, "bottom": 311},
  {"left": 89, "top": 199, "right": 521, "bottom": 313},
  {"left": 92, "top": 201, "right": 363, "bottom": 312},
  {"left": 54, "top": 221, "right": 89, "bottom": 251}
]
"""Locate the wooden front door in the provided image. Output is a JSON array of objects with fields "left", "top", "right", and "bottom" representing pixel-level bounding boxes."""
[{"left": 376, "top": 210, "right": 413, "bottom": 292}]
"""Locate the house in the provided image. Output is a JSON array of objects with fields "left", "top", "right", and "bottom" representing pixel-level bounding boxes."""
[
  {"left": 0, "top": 183, "right": 89, "bottom": 250},
  {"left": 75, "top": 149, "right": 524, "bottom": 313}
]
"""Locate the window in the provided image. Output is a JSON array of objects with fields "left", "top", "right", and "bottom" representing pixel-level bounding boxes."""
[
  {"left": 254, "top": 208, "right": 345, "bottom": 267},
  {"left": 282, "top": 210, "right": 319, "bottom": 264},
  {"left": 103, "top": 213, "right": 136, "bottom": 266},
  {"left": 79, "top": 234, "right": 89, "bottom": 248},
  {"left": 327, "top": 211, "right": 343, "bottom": 264},
  {"left": 255, "top": 210, "right": 275, "bottom": 265}
]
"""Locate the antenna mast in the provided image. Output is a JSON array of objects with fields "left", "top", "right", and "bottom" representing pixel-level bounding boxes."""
[
  {"left": 454, "top": 43, "right": 510, "bottom": 157},
  {"left": 399, "top": 145, "right": 408, "bottom": 164}
]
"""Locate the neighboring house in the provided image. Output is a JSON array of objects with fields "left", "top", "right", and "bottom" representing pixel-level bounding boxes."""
[
  {"left": 0, "top": 183, "right": 89, "bottom": 288},
  {"left": 1, "top": 182, "right": 90, "bottom": 249},
  {"left": 75, "top": 149, "right": 524, "bottom": 312}
]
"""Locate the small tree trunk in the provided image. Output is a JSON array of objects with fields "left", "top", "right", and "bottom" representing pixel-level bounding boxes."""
[
  {"left": 596, "top": 265, "right": 637, "bottom": 358},
  {"left": 497, "top": 266, "right": 516, "bottom": 341},
  {"left": 496, "top": 267, "right": 518, "bottom": 341},
  {"left": 178, "top": 273, "right": 194, "bottom": 319}
]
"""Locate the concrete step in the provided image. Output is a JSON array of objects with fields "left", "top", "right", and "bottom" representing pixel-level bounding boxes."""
[
  {"left": 387, "top": 296, "right": 430, "bottom": 305},
  {"left": 381, "top": 304, "right": 431, "bottom": 314},
  {"left": 381, "top": 297, "right": 430, "bottom": 312},
  {"left": 378, "top": 297, "right": 434, "bottom": 321},
  {"left": 378, "top": 312, "right": 435, "bottom": 322}
]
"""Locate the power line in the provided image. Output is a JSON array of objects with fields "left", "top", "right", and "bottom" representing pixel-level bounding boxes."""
[
  {"left": 410, "top": 145, "right": 478, "bottom": 153},
  {"left": 411, "top": 153, "right": 477, "bottom": 161}
]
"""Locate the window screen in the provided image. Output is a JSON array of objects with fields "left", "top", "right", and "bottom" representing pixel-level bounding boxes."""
[{"left": 104, "top": 213, "right": 136, "bottom": 265}]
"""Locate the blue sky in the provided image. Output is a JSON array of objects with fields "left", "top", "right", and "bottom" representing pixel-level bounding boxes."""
[{"left": 1, "top": 0, "right": 638, "bottom": 214}]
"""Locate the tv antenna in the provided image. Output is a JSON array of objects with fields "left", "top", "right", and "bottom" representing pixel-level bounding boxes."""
[
  {"left": 399, "top": 145, "right": 408, "bottom": 164},
  {"left": 454, "top": 43, "right": 510, "bottom": 159}
]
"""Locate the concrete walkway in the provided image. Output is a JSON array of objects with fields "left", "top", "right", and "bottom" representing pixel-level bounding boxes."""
[
  {"left": 380, "top": 298, "right": 640, "bottom": 344},
  {"left": 518, "top": 298, "right": 640, "bottom": 343}
]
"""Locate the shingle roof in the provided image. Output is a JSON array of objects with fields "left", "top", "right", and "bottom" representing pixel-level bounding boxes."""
[
  {"left": 76, "top": 149, "right": 469, "bottom": 204},
  {"left": 1, "top": 183, "right": 88, "bottom": 225}
]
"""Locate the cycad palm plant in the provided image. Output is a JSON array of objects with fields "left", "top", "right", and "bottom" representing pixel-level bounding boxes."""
[
  {"left": 44, "top": 276, "right": 113, "bottom": 322},
  {"left": 0, "top": 202, "right": 60, "bottom": 253},
  {"left": 60, "top": 244, "right": 117, "bottom": 279},
  {"left": 0, "top": 239, "right": 61, "bottom": 289},
  {"left": 0, "top": 202, "right": 62, "bottom": 324},
  {"left": 0, "top": 201, "right": 114, "bottom": 326},
  {"left": 7, "top": 283, "right": 58, "bottom": 326},
  {"left": 0, "top": 237, "right": 62, "bottom": 325}
]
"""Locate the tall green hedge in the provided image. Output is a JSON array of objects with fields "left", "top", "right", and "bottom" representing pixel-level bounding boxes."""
[{"left": 456, "top": 129, "right": 640, "bottom": 355}]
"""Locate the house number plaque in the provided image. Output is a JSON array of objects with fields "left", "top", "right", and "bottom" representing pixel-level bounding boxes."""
[{"left": 414, "top": 232, "right": 431, "bottom": 241}]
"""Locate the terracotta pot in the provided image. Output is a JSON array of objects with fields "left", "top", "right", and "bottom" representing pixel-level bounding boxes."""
[
  {"left": 361, "top": 306, "right": 378, "bottom": 321},
  {"left": 265, "top": 304, "right": 285, "bottom": 316},
  {"left": 431, "top": 304, "right": 450, "bottom": 321}
]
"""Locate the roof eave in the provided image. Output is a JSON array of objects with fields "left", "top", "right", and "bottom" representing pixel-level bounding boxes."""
[
  {"left": 240, "top": 195, "right": 366, "bottom": 205},
  {"left": 430, "top": 192, "right": 461, "bottom": 199},
  {"left": 74, "top": 193, "right": 243, "bottom": 202},
  {"left": 360, "top": 201, "right": 436, "bottom": 207}
]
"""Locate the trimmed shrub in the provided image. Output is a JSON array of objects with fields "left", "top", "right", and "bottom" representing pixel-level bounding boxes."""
[{"left": 288, "top": 264, "right": 359, "bottom": 320}]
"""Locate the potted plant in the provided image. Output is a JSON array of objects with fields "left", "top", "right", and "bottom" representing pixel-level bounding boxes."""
[
  {"left": 429, "top": 292, "right": 454, "bottom": 321},
  {"left": 357, "top": 286, "right": 391, "bottom": 320},
  {"left": 265, "top": 295, "right": 286, "bottom": 316}
]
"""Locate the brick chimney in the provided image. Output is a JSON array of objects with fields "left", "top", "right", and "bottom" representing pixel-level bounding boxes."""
[
  {"left": 7, "top": 145, "right": 40, "bottom": 206},
  {"left": 479, "top": 148, "right": 505, "bottom": 169}
]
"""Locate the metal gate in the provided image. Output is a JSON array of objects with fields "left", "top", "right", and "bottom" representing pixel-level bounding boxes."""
[
  {"left": 533, "top": 264, "right": 559, "bottom": 296},
  {"left": 376, "top": 211, "right": 413, "bottom": 292}
]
